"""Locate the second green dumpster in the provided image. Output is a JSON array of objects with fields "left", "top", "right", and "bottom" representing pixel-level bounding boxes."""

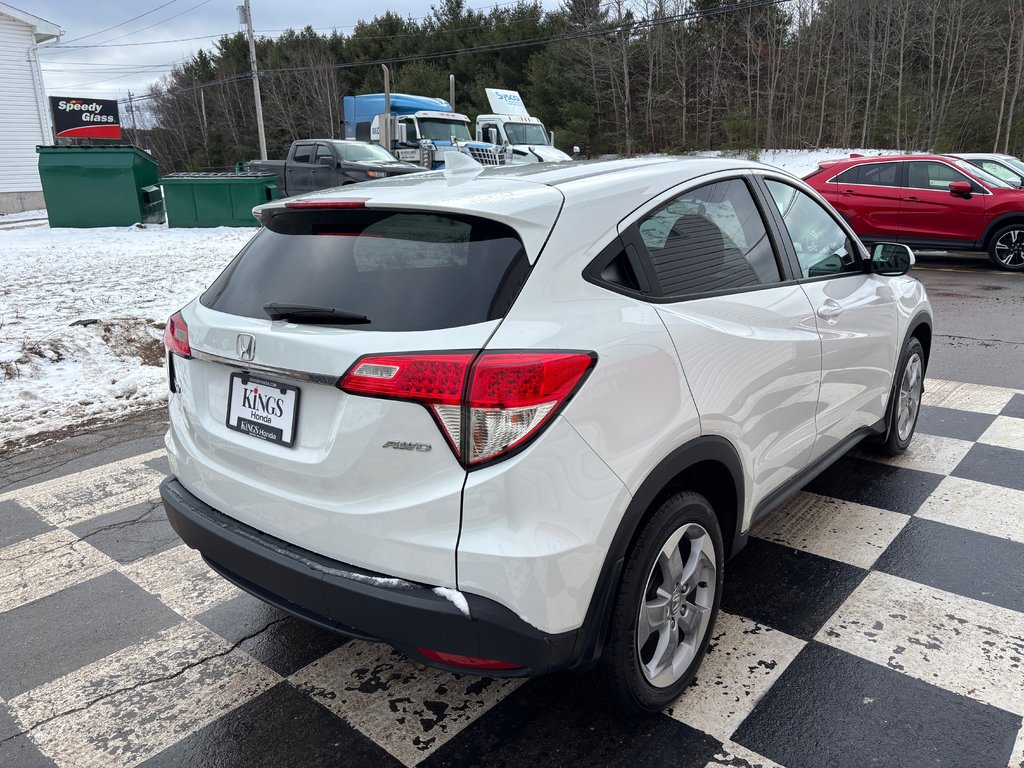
[{"left": 159, "top": 172, "right": 279, "bottom": 228}]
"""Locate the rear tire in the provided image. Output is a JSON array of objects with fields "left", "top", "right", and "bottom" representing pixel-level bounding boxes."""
[
  {"left": 601, "top": 492, "right": 724, "bottom": 713},
  {"left": 875, "top": 336, "right": 924, "bottom": 456},
  {"left": 987, "top": 224, "right": 1024, "bottom": 271}
]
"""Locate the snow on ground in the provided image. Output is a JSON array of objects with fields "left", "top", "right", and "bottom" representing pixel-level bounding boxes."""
[
  {"left": 696, "top": 147, "right": 907, "bottom": 177},
  {"left": 0, "top": 148, "right": 905, "bottom": 451},
  {"left": 0, "top": 221, "right": 254, "bottom": 451}
]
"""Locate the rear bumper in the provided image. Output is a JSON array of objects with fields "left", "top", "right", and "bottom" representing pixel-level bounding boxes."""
[{"left": 160, "top": 477, "right": 579, "bottom": 676}]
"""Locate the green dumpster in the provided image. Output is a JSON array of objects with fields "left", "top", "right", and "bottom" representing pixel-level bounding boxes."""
[
  {"left": 159, "top": 172, "right": 279, "bottom": 228},
  {"left": 36, "top": 145, "right": 164, "bottom": 228}
]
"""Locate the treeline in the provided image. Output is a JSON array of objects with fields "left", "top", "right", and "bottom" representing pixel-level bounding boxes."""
[{"left": 126, "top": 0, "right": 1024, "bottom": 172}]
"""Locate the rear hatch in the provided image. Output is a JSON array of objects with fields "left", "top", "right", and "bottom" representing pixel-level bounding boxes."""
[{"left": 168, "top": 184, "right": 562, "bottom": 585}]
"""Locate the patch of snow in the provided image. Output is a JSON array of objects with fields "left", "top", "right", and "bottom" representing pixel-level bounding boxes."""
[
  {"left": 0, "top": 208, "right": 47, "bottom": 224},
  {"left": 0, "top": 221, "right": 254, "bottom": 450},
  {"left": 433, "top": 587, "right": 471, "bottom": 618}
]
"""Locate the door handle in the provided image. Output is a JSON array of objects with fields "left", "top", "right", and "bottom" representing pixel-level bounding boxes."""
[
  {"left": 816, "top": 301, "right": 844, "bottom": 325},
  {"left": 902, "top": 196, "right": 920, "bottom": 202},
  {"left": 839, "top": 189, "right": 855, "bottom": 196}
]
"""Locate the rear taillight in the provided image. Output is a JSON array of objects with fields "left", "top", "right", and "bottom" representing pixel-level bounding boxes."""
[
  {"left": 163, "top": 311, "right": 191, "bottom": 358},
  {"left": 338, "top": 350, "right": 596, "bottom": 467}
]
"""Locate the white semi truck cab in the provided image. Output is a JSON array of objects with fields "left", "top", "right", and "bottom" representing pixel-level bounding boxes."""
[{"left": 475, "top": 89, "right": 572, "bottom": 164}]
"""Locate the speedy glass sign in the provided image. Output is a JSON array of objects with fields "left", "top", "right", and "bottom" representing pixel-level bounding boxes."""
[{"left": 49, "top": 96, "right": 122, "bottom": 140}]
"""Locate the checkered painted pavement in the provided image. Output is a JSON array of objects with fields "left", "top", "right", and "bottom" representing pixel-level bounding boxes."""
[{"left": 1, "top": 378, "right": 1023, "bottom": 768}]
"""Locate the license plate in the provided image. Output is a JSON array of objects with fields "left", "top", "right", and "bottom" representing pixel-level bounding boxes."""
[{"left": 225, "top": 373, "right": 300, "bottom": 447}]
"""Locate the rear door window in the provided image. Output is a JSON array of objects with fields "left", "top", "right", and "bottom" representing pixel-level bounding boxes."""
[
  {"left": 634, "top": 178, "right": 781, "bottom": 298},
  {"left": 292, "top": 144, "right": 313, "bottom": 163},
  {"left": 202, "top": 210, "right": 530, "bottom": 331}
]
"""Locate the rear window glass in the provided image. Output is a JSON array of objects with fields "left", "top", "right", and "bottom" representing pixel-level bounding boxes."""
[{"left": 201, "top": 210, "right": 530, "bottom": 332}]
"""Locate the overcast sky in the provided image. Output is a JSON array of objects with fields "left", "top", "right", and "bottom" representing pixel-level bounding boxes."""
[{"left": 25, "top": 0, "right": 555, "bottom": 100}]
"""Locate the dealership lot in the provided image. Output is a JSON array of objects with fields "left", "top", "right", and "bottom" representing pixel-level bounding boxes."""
[
  {"left": 1, "top": 377, "right": 1023, "bottom": 768},
  {"left": 1, "top": 255, "right": 1023, "bottom": 768}
]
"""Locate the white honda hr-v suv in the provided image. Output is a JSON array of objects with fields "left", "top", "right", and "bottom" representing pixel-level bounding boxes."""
[{"left": 161, "top": 157, "right": 931, "bottom": 712}]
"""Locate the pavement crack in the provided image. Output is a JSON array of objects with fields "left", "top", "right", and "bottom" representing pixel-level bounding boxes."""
[
  {"left": 935, "top": 333, "right": 1023, "bottom": 345},
  {"left": 0, "top": 616, "right": 288, "bottom": 747}
]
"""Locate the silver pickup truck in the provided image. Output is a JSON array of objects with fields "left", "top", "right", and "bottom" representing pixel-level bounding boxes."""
[{"left": 248, "top": 139, "right": 422, "bottom": 197}]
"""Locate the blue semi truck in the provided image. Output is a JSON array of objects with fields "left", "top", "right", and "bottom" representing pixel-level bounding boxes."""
[{"left": 342, "top": 93, "right": 510, "bottom": 170}]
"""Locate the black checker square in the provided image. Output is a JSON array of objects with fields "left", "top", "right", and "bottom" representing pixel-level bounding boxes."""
[
  {"left": 0, "top": 500, "right": 53, "bottom": 549},
  {"left": 874, "top": 517, "right": 1024, "bottom": 613},
  {"left": 916, "top": 404, "right": 996, "bottom": 442},
  {"left": 804, "top": 456, "right": 943, "bottom": 515},
  {"left": 420, "top": 672, "right": 721, "bottom": 768},
  {"left": 0, "top": 705, "right": 57, "bottom": 768},
  {"left": 732, "top": 642, "right": 1021, "bottom": 768},
  {"left": 138, "top": 681, "right": 403, "bottom": 768},
  {"left": 195, "top": 593, "right": 347, "bottom": 677},
  {"left": 67, "top": 500, "right": 180, "bottom": 565},
  {"left": 721, "top": 537, "right": 866, "bottom": 640},
  {"left": 0, "top": 571, "right": 180, "bottom": 700},
  {"left": 952, "top": 443, "right": 1024, "bottom": 492},
  {"left": 1001, "top": 393, "right": 1024, "bottom": 420}
]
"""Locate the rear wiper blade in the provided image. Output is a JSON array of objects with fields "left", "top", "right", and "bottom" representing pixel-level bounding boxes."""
[{"left": 263, "top": 302, "right": 370, "bottom": 324}]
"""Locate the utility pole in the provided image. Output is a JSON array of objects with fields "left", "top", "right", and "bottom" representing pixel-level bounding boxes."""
[{"left": 240, "top": 0, "right": 267, "bottom": 160}]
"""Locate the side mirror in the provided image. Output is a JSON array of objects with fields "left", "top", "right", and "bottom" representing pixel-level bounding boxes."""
[
  {"left": 872, "top": 242, "right": 914, "bottom": 276},
  {"left": 397, "top": 124, "right": 408, "bottom": 144},
  {"left": 949, "top": 180, "right": 972, "bottom": 197},
  {"left": 317, "top": 156, "right": 336, "bottom": 167},
  {"left": 485, "top": 127, "right": 498, "bottom": 145}
]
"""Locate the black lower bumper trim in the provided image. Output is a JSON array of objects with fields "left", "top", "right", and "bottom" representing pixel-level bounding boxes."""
[{"left": 160, "top": 477, "right": 579, "bottom": 676}]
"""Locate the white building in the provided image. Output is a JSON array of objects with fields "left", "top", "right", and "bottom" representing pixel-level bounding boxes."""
[{"left": 0, "top": 4, "right": 60, "bottom": 213}]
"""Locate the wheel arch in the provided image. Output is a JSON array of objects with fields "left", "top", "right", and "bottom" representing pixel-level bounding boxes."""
[
  {"left": 981, "top": 214, "right": 1024, "bottom": 250},
  {"left": 907, "top": 310, "right": 933, "bottom": 374},
  {"left": 570, "top": 435, "right": 745, "bottom": 669}
]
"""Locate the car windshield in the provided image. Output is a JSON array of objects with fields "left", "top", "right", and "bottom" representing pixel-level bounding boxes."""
[
  {"left": 419, "top": 119, "right": 473, "bottom": 142},
  {"left": 504, "top": 122, "right": 549, "bottom": 145},
  {"left": 333, "top": 142, "right": 399, "bottom": 163},
  {"left": 950, "top": 158, "right": 1011, "bottom": 188}
]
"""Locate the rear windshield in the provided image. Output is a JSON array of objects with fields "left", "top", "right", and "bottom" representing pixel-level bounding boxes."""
[{"left": 201, "top": 209, "right": 530, "bottom": 332}]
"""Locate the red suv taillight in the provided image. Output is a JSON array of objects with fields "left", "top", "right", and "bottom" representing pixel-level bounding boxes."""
[
  {"left": 163, "top": 311, "right": 191, "bottom": 358},
  {"left": 338, "top": 350, "right": 596, "bottom": 467}
]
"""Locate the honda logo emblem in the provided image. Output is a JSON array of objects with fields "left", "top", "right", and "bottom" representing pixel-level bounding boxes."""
[{"left": 236, "top": 334, "right": 255, "bottom": 361}]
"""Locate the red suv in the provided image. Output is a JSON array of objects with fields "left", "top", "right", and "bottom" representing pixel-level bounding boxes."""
[{"left": 804, "top": 154, "right": 1024, "bottom": 271}]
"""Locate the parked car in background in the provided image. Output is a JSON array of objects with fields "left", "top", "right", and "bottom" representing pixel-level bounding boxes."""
[
  {"left": 248, "top": 139, "right": 422, "bottom": 197},
  {"left": 949, "top": 152, "right": 1024, "bottom": 189},
  {"left": 161, "top": 157, "right": 931, "bottom": 712},
  {"left": 805, "top": 153, "right": 1024, "bottom": 270}
]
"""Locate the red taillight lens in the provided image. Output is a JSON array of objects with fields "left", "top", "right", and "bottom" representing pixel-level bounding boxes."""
[
  {"left": 338, "top": 351, "right": 595, "bottom": 467},
  {"left": 163, "top": 311, "right": 191, "bottom": 358},
  {"left": 339, "top": 353, "right": 473, "bottom": 454},
  {"left": 466, "top": 352, "right": 595, "bottom": 465},
  {"left": 416, "top": 648, "right": 523, "bottom": 671}
]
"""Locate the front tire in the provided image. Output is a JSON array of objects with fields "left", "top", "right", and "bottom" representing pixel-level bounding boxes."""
[
  {"left": 601, "top": 492, "right": 724, "bottom": 713},
  {"left": 988, "top": 225, "right": 1024, "bottom": 271},
  {"left": 876, "top": 336, "right": 925, "bottom": 456}
]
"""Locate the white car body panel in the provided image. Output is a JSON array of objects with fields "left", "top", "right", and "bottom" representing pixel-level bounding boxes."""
[{"left": 166, "top": 157, "right": 932, "bottom": 647}]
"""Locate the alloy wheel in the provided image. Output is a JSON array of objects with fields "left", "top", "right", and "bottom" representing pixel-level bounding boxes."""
[
  {"left": 636, "top": 522, "right": 717, "bottom": 688},
  {"left": 994, "top": 229, "right": 1024, "bottom": 268},
  {"left": 897, "top": 351, "right": 923, "bottom": 442}
]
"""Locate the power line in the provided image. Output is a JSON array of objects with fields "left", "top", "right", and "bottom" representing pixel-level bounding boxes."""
[
  {"left": 38, "top": 33, "right": 230, "bottom": 52},
  {"left": 58, "top": 0, "right": 180, "bottom": 45},
  {"left": 121, "top": 0, "right": 790, "bottom": 106},
  {"left": 88, "top": 0, "right": 216, "bottom": 47}
]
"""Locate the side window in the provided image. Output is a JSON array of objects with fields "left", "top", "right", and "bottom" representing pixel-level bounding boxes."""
[
  {"left": 765, "top": 180, "right": 861, "bottom": 279},
  {"left": 315, "top": 144, "right": 334, "bottom": 163},
  {"left": 635, "top": 178, "right": 781, "bottom": 298},
  {"left": 293, "top": 144, "right": 313, "bottom": 164},
  {"left": 834, "top": 166, "right": 861, "bottom": 183},
  {"left": 905, "top": 161, "right": 971, "bottom": 191},
  {"left": 981, "top": 161, "right": 1021, "bottom": 184},
  {"left": 858, "top": 162, "right": 900, "bottom": 186}
]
